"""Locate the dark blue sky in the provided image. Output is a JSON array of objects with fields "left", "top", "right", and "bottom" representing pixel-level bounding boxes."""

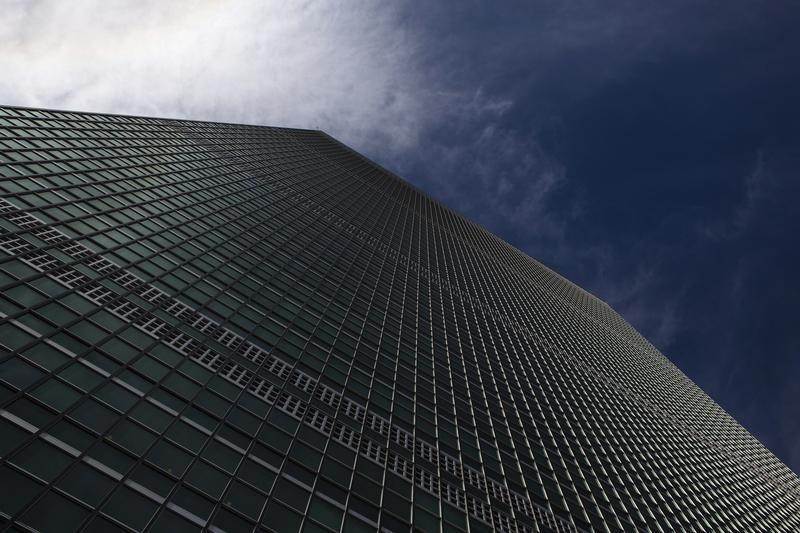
[{"left": 362, "top": 2, "right": 800, "bottom": 473}]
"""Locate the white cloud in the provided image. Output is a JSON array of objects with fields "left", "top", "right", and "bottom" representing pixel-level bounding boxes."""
[{"left": 0, "top": 0, "right": 504, "bottom": 158}]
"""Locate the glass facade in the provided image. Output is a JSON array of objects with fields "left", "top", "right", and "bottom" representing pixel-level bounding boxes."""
[{"left": 0, "top": 104, "right": 798, "bottom": 532}]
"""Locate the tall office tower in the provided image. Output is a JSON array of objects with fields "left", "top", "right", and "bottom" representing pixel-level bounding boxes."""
[{"left": 0, "top": 104, "right": 797, "bottom": 533}]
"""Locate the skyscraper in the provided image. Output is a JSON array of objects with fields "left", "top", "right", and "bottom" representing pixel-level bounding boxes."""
[{"left": 0, "top": 104, "right": 797, "bottom": 533}]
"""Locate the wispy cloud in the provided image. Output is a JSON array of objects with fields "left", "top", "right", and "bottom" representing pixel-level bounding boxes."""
[
  {"left": 395, "top": 115, "right": 571, "bottom": 264},
  {"left": 588, "top": 255, "right": 687, "bottom": 351},
  {"left": 700, "top": 149, "right": 767, "bottom": 241}
]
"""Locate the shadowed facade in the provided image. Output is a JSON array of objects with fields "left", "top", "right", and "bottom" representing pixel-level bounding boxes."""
[{"left": 1, "top": 105, "right": 798, "bottom": 532}]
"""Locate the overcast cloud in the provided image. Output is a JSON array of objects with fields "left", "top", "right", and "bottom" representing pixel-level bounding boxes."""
[{"left": 0, "top": 0, "right": 510, "bottom": 158}]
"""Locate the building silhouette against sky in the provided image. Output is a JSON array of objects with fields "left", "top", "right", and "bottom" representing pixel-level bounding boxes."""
[{"left": 0, "top": 105, "right": 798, "bottom": 532}]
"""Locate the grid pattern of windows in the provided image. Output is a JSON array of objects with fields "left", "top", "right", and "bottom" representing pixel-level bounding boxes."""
[{"left": 1, "top": 104, "right": 799, "bottom": 532}]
